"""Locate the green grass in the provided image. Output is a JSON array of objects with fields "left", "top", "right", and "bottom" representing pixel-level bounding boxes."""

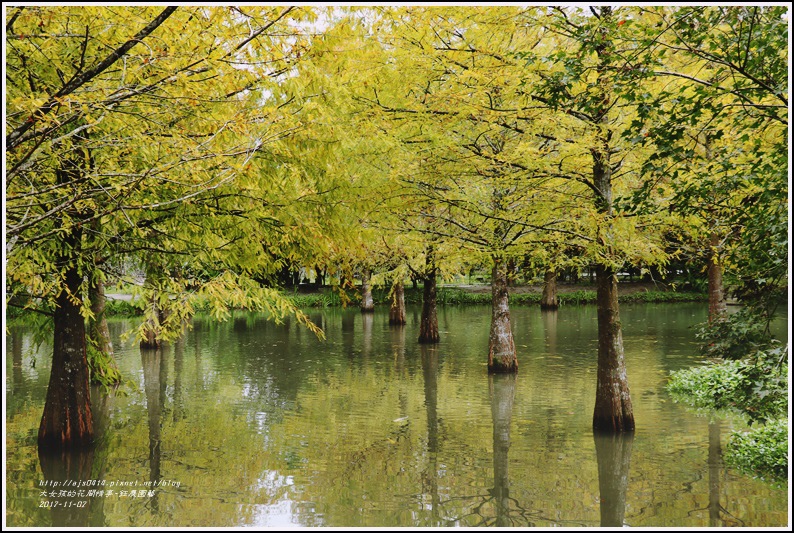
[{"left": 285, "top": 286, "right": 706, "bottom": 309}]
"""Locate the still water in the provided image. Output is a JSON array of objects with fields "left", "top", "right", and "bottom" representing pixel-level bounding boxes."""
[{"left": 5, "top": 303, "right": 789, "bottom": 527}]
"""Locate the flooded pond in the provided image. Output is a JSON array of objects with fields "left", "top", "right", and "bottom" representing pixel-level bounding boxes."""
[{"left": 5, "top": 303, "right": 789, "bottom": 527}]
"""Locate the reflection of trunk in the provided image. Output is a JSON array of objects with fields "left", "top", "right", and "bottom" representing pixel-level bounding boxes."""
[
  {"left": 360, "top": 268, "right": 375, "bottom": 313},
  {"left": 540, "top": 269, "right": 559, "bottom": 310},
  {"left": 593, "top": 265, "right": 634, "bottom": 432},
  {"left": 490, "top": 373, "right": 516, "bottom": 526},
  {"left": 361, "top": 312, "right": 373, "bottom": 362},
  {"left": 38, "top": 447, "right": 95, "bottom": 527},
  {"left": 419, "top": 250, "right": 440, "bottom": 344},
  {"left": 173, "top": 340, "right": 185, "bottom": 422},
  {"left": 594, "top": 431, "right": 633, "bottom": 527},
  {"left": 141, "top": 348, "right": 163, "bottom": 510},
  {"left": 488, "top": 259, "right": 517, "bottom": 373},
  {"left": 541, "top": 308, "right": 558, "bottom": 354},
  {"left": 389, "top": 280, "right": 407, "bottom": 325},
  {"left": 708, "top": 420, "right": 723, "bottom": 526},
  {"left": 39, "top": 262, "right": 94, "bottom": 449},
  {"left": 707, "top": 232, "right": 727, "bottom": 323},
  {"left": 421, "top": 344, "right": 440, "bottom": 526},
  {"left": 422, "top": 345, "right": 439, "bottom": 454},
  {"left": 88, "top": 383, "right": 109, "bottom": 526}
]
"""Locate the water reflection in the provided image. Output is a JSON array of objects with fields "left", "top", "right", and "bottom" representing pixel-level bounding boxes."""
[
  {"left": 38, "top": 448, "right": 97, "bottom": 526},
  {"left": 141, "top": 347, "right": 167, "bottom": 512},
  {"left": 7, "top": 304, "right": 788, "bottom": 528},
  {"left": 540, "top": 309, "right": 558, "bottom": 354},
  {"left": 173, "top": 340, "right": 185, "bottom": 422},
  {"left": 490, "top": 373, "right": 516, "bottom": 527},
  {"left": 708, "top": 420, "right": 722, "bottom": 526},
  {"left": 420, "top": 344, "right": 440, "bottom": 525},
  {"left": 593, "top": 431, "right": 633, "bottom": 527}
]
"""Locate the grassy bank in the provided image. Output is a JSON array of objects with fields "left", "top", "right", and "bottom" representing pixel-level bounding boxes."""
[{"left": 285, "top": 285, "right": 707, "bottom": 309}]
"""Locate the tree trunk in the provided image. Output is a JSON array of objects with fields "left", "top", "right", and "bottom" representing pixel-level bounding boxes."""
[
  {"left": 140, "top": 292, "right": 162, "bottom": 349},
  {"left": 594, "top": 431, "right": 634, "bottom": 527},
  {"left": 488, "top": 259, "right": 518, "bottom": 373},
  {"left": 360, "top": 268, "right": 375, "bottom": 313},
  {"left": 707, "top": 232, "right": 727, "bottom": 323},
  {"left": 593, "top": 265, "right": 634, "bottom": 432},
  {"left": 39, "top": 263, "right": 94, "bottom": 449},
  {"left": 419, "top": 269, "right": 440, "bottom": 344},
  {"left": 88, "top": 277, "right": 114, "bottom": 357},
  {"left": 540, "top": 268, "right": 559, "bottom": 310},
  {"left": 389, "top": 279, "right": 407, "bottom": 325}
]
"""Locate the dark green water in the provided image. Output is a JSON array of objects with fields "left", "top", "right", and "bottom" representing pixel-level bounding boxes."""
[{"left": 5, "top": 303, "right": 789, "bottom": 527}]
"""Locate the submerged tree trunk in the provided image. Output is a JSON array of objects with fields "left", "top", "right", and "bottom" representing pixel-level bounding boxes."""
[
  {"left": 593, "top": 265, "right": 634, "bottom": 432},
  {"left": 419, "top": 250, "right": 440, "bottom": 344},
  {"left": 488, "top": 259, "right": 518, "bottom": 373},
  {"left": 540, "top": 268, "right": 559, "bottom": 310},
  {"left": 39, "top": 263, "right": 94, "bottom": 449},
  {"left": 707, "top": 232, "right": 727, "bottom": 323},
  {"left": 360, "top": 268, "right": 375, "bottom": 313},
  {"left": 389, "top": 279, "right": 407, "bottom": 325}
]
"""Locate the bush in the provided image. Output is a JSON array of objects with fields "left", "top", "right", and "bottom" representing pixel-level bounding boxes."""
[
  {"left": 667, "top": 355, "right": 788, "bottom": 424},
  {"left": 725, "top": 419, "right": 789, "bottom": 482},
  {"left": 696, "top": 308, "right": 776, "bottom": 360}
]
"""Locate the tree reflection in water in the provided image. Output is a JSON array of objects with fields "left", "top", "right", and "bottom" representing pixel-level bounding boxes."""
[
  {"left": 141, "top": 346, "right": 167, "bottom": 513},
  {"left": 593, "top": 431, "right": 633, "bottom": 527},
  {"left": 420, "top": 343, "right": 441, "bottom": 526}
]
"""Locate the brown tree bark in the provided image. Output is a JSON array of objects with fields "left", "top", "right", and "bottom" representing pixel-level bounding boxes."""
[
  {"left": 419, "top": 250, "right": 440, "bottom": 344},
  {"left": 419, "top": 272, "right": 440, "bottom": 343},
  {"left": 39, "top": 262, "right": 95, "bottom": 449},
  {"left": 540, "top": 268, "right": 559, "bottom": 310},
  {"left": 88, "top": 277, "right": 114, "bottom": 357},
  {"left": 488, "top": 259, "right": 518, "bottom": 373},
  {"left": 707, "top": 232, "right": 727, "bottom": 323},
  {"left": 360, "top": 267, "right": 375, "bottom": 313},
  {"left": 389, "top": 279, "right": 407, "bottom": 325},
  {"left": 593, "top": 265, "right": 635, "bottom": 432}
]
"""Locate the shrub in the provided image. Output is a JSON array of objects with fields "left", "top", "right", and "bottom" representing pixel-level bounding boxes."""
[
  {"left": 667, "top": 355, "right": 788, "bottom": 424},
  {"left": 725, "top": 419, "right": 789, "bottom": 482}
]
